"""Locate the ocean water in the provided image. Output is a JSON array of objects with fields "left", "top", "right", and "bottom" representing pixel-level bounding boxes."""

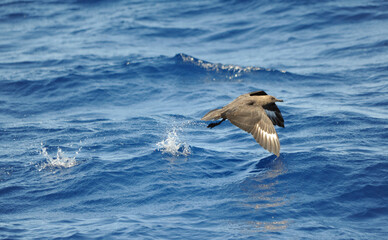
[{"left": 1, "top": 0, "right": 387, "bottom": 239}]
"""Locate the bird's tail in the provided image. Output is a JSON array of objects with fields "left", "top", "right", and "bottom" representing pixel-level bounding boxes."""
[{"left": 201, "top": 108, "right": 223, "bottom": 121}]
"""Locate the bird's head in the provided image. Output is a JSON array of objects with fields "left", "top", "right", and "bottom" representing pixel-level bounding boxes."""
[{"left": 261, "top": 95, "right": 283, "bottom": 104}]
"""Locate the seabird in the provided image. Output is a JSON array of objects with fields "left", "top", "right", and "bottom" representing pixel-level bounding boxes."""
[{"left": 201, "top": 91, "right": 284, "bottom": 156}]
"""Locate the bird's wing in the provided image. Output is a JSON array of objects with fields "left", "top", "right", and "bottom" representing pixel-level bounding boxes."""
[
  {"left": 249, "top": 90, "right": 267, "bottom": 96},
  {"left": 231, "top": 91, "right": 267, "bottom": 104},
  {"left": 262, "top": 103, "right": 284, "bottom": 128},
  {"left": 223, "top": 105, "right": 280, "bottom": 156}
]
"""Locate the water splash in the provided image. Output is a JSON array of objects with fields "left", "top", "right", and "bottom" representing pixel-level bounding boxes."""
[
  {"left": 156, "top": 127, "right": 191, "bottom": 156},
  {"left": 37, "top": 144, "right": 81, "bottom": 171}
]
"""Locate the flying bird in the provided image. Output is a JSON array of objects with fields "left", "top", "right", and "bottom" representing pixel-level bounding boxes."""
[{"left": 201, "top": 91, "right": 284, "bottom": 156}]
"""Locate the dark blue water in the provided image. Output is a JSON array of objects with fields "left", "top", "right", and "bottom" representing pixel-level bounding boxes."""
[{"left": 1, "top": 0, "right": 387, "bottom": 239}]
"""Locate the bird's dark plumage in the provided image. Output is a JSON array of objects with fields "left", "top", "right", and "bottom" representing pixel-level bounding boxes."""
[{"left": 201, "top": 91, "right": 284, "bottom": 156}]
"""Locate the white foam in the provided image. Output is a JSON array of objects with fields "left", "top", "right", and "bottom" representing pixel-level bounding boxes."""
[
  {"left": 156, "top": 127, "right": 191, "bottom": 156},
  {"left": 37, "top": 144, "right": 81, "bottom": 171}
]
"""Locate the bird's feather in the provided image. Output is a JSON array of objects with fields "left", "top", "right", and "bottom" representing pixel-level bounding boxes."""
[
  {"left": 222, "top": 105, "right": 280, "bottom": 156},
  {"left": 263, "top": 103, "right": 284, "bottom": 127},
  {"left": 249, "top": 91, "right": 267, "bottom": 96}
]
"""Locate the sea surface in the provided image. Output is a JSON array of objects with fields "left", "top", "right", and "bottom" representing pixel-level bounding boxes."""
[{"left": 1, "top": 0, "right": 387, "bottom": 239}]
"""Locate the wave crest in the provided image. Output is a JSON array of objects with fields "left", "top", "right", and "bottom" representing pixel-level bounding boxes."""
[{"left": 175, "top": 53, "right": 287, "bottom": 79}]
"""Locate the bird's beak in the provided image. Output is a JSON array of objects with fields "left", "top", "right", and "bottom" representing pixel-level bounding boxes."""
[{"left": 275, "top": 98, "right": 283, "bottom": 102}]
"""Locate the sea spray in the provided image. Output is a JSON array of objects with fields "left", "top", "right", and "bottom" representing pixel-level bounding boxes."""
[
  {"left": 156, "top": 127, "right": 191, "bottom": 156},
  {"left": 37, "top": 143, "right": 81, "bottom": 171}
]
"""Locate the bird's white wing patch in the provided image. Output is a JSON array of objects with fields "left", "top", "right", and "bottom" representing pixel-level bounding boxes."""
[
  {"left": 255, "top": 122, "right": 280, "bottom": 156},
  {"left": 257, "top": 123, "right": 278, "bottom": 142}
]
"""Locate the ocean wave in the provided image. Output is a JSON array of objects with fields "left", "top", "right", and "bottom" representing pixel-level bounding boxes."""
[
  {"left": 175, "top": 53, "right": 288, "bottom": 79},
  {"left": 1, "top": 0, "right": 387, "bottom": 239}
]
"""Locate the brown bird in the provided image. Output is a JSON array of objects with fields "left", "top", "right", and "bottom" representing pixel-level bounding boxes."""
[{"left": 201, "top": 91, "right": 284, "bottom": 156}]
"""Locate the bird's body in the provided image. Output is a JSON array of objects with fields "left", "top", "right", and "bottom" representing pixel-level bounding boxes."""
[{"left": 201, "top": 91, "right": 284, "bottom": 156}]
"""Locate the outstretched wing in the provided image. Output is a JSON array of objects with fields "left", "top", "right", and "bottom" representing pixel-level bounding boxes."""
[
  {"left": 263, "top": 103, "right": 284, "bottom": 128},
  {"left": 249, "top": 90, "right": 267, "bottom": 96},
  {"left": 222, "top": 105, "right": 280, "bottom": 156}
]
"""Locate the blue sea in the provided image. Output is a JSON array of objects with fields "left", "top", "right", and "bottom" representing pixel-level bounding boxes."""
[{"left": 1, "top": 0, "right": 387, "bottom": 239}]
